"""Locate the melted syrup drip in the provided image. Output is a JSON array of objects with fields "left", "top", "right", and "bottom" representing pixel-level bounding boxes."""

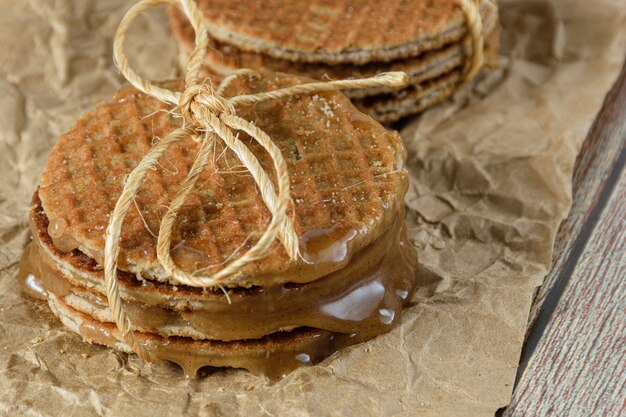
[
  {"left": 18, "top": 243, "right": 47, "bottom": 300},
  {"left": 299, "top": 222, "right": 357, "bottom": 264},
  {"left": 52, "top": 293, "right": 359, "bottom": 380},
  {"left": 47, "top": 217, "right": 68, "bottom": 239},
  {"left": 56, "top": 219, "right": 415, "bottom": 342},
  {"left": 19, "top": 242, "right": 73, "bottom": 300},
  {"left": 47, "top": 217, "right": 80, "bottom": 253},
  {"left": 22, "top": 214, "right": 418, "bottom": 379}
]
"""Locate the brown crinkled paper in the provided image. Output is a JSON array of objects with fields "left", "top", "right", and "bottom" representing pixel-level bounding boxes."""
[{"left": 0, "top": 0, "right": 624, "bottom": 416}]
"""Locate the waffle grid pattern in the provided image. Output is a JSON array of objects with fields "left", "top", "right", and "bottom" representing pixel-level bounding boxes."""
[
  {"left": 39, "top": 74, "right": 406, "bottom": 281},
  {"left": 196, "top": 0, "right": 469, "bottom": 58}
]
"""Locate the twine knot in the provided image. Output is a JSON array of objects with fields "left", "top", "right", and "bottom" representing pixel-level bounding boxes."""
[{"left": 179, "top": 83, "right": 236, "bottom": 123}]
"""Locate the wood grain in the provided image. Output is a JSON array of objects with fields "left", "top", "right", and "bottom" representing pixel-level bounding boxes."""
[
  {"left": 505, "top": 159, "right": 625, "bottom": 416},
  {"left": 525, "top": 57, "right": 626, "bottom": 332},
  {"left": 505, "top": 58, "right": 626, "bottom": 414}
]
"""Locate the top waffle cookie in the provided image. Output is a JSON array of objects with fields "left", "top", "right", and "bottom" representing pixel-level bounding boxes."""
[
  {"left": 191, "top": 0, "right": 484, "bottom": 64},
  {"left": 38, "top": 71, "right": 408, "bottom": 287}
]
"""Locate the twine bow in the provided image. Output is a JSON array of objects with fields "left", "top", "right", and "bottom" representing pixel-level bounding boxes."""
[{"left": 104, "top": 0, "right": 408, "bottom": 360}]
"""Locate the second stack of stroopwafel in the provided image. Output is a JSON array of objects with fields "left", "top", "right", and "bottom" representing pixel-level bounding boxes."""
[{"left": 169, "top": 0, "right": 500, "bottom": 123}]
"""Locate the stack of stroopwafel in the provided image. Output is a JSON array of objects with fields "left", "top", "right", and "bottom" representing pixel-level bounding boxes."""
[
  {"left": 21, "top": 71, "right": 418, "bottom": 378},
  {"left": 168, "top": 0, "right": 500, "bottom": 123}
]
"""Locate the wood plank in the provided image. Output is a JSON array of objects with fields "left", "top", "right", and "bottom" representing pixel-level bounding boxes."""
[
  {"left": 525, "top": 57, "right": 626, "bottom": 334},
  {"left": 502, "top": 53, "right": 626, "bottom": 416},
  {"left": 504, "top": 159, "right": 626, "bottom": 416}
]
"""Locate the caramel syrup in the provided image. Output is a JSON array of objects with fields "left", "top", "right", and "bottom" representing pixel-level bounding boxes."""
[
  {"left": 47, "top": 217, "right": 80, "bottom": 253},
  {"left": 63, "top": 228, "right": 415, "bottom": 342},
  {"left": 51, "top": 292, "right": 364, "bottom": 380},
  {"left": 299, "top": 222, "right": 357, "bottom": 264},
  {"left": 20, "top": 211, "right": 418, "bottom": 379},
  {"left": 18, "top": 243, "right": 47, "bottom": 300},
  {"left": 19, "top": 241, "right": 72, "bottom": 301}
]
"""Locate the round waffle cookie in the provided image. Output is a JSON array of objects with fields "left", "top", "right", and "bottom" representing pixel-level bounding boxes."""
[
  {"left": 179, "top": 0, "right": 492, "bottom": 64},
  {"left": 169, "top": 0, "right": 499, "bottom": 99},
  {"left": 37, "top": 71, "right": 408, "bottom": 288}
]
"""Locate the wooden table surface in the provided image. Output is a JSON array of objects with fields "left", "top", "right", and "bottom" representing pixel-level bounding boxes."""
[{"left": 502, "top": 57, "right": 626, "bottom": 415}]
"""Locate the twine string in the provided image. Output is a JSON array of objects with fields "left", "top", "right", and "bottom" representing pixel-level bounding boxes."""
[
  {"left": 104, "top": 0, "right": 408, "bottom": 360},
  {"left": 458, "top": 0, "right": 485, "bottom": 82},
  {"left": 103, "top": 126, "right": 193, "bottom": 360}
]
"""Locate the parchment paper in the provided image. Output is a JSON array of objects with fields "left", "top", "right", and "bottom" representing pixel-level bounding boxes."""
[{"left": 0, "top": 1, "right": 625, "bottom": 416}]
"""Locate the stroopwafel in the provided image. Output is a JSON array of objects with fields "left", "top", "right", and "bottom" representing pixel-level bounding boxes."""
[{"left": 21, "top": 70, "right": 418, "bottom": 377}]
